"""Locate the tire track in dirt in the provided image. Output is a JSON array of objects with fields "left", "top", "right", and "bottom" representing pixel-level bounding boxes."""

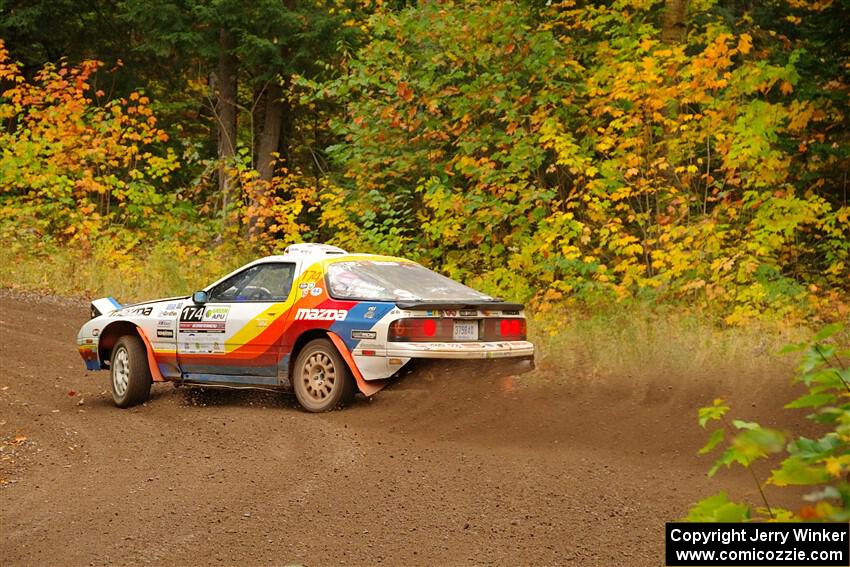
[{"left": 0, "top": 292, "right": 803, "bottom": 566}]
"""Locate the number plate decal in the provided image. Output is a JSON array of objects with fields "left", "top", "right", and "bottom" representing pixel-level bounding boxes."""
[{"left": 453, "top": 320, "right": 478, "bottom": 341}]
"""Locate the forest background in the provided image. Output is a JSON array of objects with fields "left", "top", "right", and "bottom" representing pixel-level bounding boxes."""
[{"left": 1, "top": 0, "right": 847, "bottom": 326}]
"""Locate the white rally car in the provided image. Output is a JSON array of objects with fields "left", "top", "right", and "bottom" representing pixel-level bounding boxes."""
[{"left": 77, "top": 243, "right": 535, "bottom": 412}]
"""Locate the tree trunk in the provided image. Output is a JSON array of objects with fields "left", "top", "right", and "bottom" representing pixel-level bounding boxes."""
[
  {"left": 661, "top": 0, "right": 689, "bottom": 44},
  {"left": 216, "top": 27, "right": 238, "bottom": 223},
  {"left": 256, "top": 82, "right": 284, "bottom": 181},
  {"left": 246, "top": 81, "right": 286, "bottom": 236}
]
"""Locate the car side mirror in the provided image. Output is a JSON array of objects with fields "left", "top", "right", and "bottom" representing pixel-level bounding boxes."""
[{"left": 192, "top": 290, "right": 208, "bottom": 305}]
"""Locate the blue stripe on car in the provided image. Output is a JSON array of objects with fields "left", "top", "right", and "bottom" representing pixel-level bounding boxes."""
[{"left": 330, "top": 302, "right": 395, "bottom": 351}]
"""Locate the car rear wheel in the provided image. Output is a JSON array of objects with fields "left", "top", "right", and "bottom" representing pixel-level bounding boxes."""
[
  {"left": 110, "top": 335, "right": 152, "bottom": 408},
  {"left": 292, "top": 338, "right": 355, "bottom": 412}
]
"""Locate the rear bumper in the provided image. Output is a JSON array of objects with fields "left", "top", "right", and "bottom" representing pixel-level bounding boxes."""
[{"left": 384, "top": 340, "right": 534, "bottom": 360}]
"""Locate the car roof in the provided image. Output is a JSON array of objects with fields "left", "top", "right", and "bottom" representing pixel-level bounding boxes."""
[
  {"left": 251, "top": 243, "right": 409, "bottom": 267},
  {"left": 203, "top": 244, "right": 413, "bottom": 291},
  {"left": 253, "top": 252, "right": 410, "bottom": 269}
]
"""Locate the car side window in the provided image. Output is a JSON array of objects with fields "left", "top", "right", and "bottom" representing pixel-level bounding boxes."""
[{"left": 208, "top": 263, "right": 295, "bottom": 302}]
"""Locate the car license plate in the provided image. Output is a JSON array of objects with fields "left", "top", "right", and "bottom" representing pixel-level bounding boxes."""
[{"left": 453, "top": 320, "right": 478, "bottom": 341}]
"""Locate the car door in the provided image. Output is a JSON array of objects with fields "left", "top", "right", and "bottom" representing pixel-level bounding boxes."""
[{"left": 177, "top": 262, "right": 297, "bottom": 383}]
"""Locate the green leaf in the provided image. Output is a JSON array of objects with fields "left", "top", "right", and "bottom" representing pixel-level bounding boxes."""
[
  {"left": 769, "top": 456, "right": 832, "bottom": 487},
  {"left": 709, "top": 447, "right": 737, "bottom": 477},
  {"left": 837, "top": 368, "right": 850, "bottom": 388},
  {"left": 732, "top": 420, "right": 760, "bottom": 430},
  {"left": 797, "top": 368, "right": 844, "bottom": 388},
  {"left": 698, "top": 399, "right": 730, "bottom": 428},
  {"left": 710, "top": 426, "right": 786, "bottom": 475},
  {"left": 785, "top": 392, "right": 836, "bottom": 409},
  {"left": 699, "top": 429, "right": 725, "bottom": 455},
  {"left": 685, "top": 492, "right": 750, "bottom": 522},
  {"left": 788, "top": 435, "right": 841, "bottom": 459},
  {"left": 780, "top": 342, "right": 806, "bottom": 354},
  {"left": 814, "top": 323, "right": 844, "bottom": 342}
]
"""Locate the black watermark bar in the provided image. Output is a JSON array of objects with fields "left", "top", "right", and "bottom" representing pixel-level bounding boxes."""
[{"left": 666, "top": 523, "right": 849, "bottom": 566}]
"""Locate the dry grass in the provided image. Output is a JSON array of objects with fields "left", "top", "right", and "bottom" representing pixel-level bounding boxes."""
[
  {"left": 0, "top": 241, "right": 254, "bottom": 303},
  {"left": 529, "top": 306, "right": 810, "bottom": 388}
]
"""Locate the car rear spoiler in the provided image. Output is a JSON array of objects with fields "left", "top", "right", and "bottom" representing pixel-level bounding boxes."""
[
  {"left": 90, "top": 297, "right": 122, "bottom": 319},
  {"left": 395, "top": 300, "right": 525, "bottom": 312}
]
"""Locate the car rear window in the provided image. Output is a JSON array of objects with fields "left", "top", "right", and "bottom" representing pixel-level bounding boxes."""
[{"left": 326, "top": 261, "right": 494, "bottom": 302}]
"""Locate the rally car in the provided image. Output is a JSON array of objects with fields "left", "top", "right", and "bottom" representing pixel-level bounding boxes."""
[{"left": 76, "top": 243, "right": 535, "bottom": 412}]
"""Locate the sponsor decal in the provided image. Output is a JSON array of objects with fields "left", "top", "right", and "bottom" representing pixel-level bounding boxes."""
[
  {"left": 294, "top": 308, "right": 348, "bottom": 321},
  {"left": 351, "top": 330, "right": 377, "bottom": 340},
  {"left": 300, "top": 270, "right": 321, "bottom": 282},
  {"left": 444, "top": 309, "right": 457, "bottom": 317},
  {"left": 180, "top": 306, "right": 205, "bottom": 323},
  {"left": 157, "top": 329, "right": 174, "bottom": 338},
  {"left": 157, "top": 319, "right": 172, "bottom": 328},
  {"left": 459, "top": 309, "right": 477, "bottom": 317},
  {"left": 92, "top": 328, "right": 100, "bottom": 337},
  {"left": 300, "top": 282, "right": 318, "bottom": 298},
  {"left": 203, "top": 306, "right": 230, "bottom": 321},
  {"left": 159, "top": 302, "right": 182, "bottom": 317},
  {"left": 364, "top": 306, "right": 377, "bottom": 319},
  {"left": 178, "top": 305, "right": 229, "bottom": 333},
  {"left": 111, "top": 305, "right": 154, "bottom": 317},
  {"left": 180, "top": 340, "right": 225, "bottom": 355},
  {"left": 179, "top": 305, "right": 230, "bottom": 322},
  {"left": 179, "top": 321, "right": 225, "bottom": 333}
]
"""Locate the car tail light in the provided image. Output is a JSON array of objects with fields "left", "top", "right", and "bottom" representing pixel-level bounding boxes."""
[
  {"left": 388, "top": 318, "right": 454, "bottom": 342},
  {"left": 481, "top": 318, "right": 527, "bottom": 341}
]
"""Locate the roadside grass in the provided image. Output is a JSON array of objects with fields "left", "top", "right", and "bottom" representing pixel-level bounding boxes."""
[
  {"left": 0, "top": 240, "right": 254, "bottom": 303},
  {"left": 528, "top": 306, "right": 810, "bottom": 391},
  {"left": 2, "top": 240, "right": 814, "bottom": 393}
]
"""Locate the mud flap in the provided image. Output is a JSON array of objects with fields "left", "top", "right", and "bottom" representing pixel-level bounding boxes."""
[
  {"left": 135, "top": 328, "right": 166, "bottom": 382},
  {"left": 327, "top": 332, "right": 389, "bottom": 397}
]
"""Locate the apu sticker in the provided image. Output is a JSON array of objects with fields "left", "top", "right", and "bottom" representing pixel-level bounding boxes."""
[{"left": 204, "top": 306, "right": 230, "bottom": 321}]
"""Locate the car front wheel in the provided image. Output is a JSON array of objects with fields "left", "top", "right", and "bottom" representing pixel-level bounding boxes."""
[
  {"left": 292, "top": 338, "right": 355, "bottom": 412},
  {"left": 110, "top": 335, "right": 152, "bottom": 408}
]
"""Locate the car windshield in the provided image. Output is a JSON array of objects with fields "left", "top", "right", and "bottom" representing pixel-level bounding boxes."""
[{"left": 326, "top": 260, "right": 495, "bottom": 302}]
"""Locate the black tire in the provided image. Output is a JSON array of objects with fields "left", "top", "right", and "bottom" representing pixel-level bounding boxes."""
[
  {"left": 292, "top": 338, "right": 356, "bottom": 412},
  {"left": 110, "top": 335, "right": 153, "bottom": 408}
]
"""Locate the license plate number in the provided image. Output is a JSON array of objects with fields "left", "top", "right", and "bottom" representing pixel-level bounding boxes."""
[{"left": 453, "top": 321, "right": 478, "bottom": 341}]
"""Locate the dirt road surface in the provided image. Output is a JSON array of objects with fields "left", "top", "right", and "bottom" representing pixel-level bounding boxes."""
[{"left": 1, "top": 292, "right": 803, "bottom": 566}]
